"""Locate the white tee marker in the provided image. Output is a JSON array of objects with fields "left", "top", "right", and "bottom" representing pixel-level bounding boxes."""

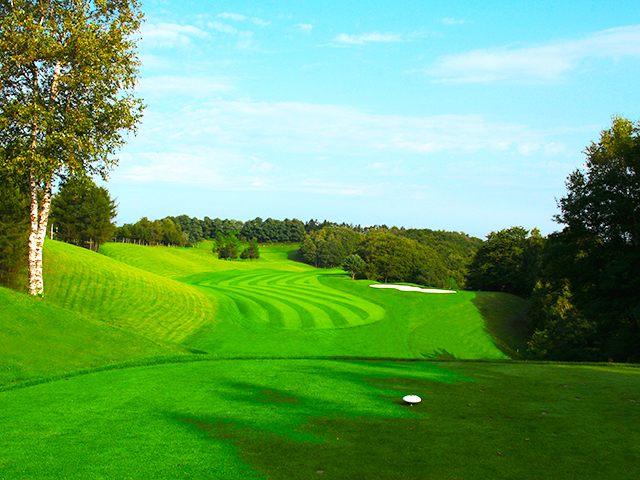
[{"left": 403, "top": 394, "right": 422, "bottom": 405}]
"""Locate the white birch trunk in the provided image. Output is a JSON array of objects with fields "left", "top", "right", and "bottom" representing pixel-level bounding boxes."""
[
  {"left": 27, "top": 60, "right": 61, "bottom": 295},
  {"left": 28, "top": 174, "right": 52, "bottom": 296}
]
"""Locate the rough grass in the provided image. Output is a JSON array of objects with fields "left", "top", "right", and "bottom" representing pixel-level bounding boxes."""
[
  {"left": 1, "top": 358, "right": 638, "bottom": 479},
  {"left": 474, "top": 292, "right": 533, "bottom": 359}
]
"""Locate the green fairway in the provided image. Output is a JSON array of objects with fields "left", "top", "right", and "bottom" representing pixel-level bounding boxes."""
[
  {"left": 97, "top": 242, "right": 516, "bottom": 360},
  {"left": 1, "top": 358, "right": 638, "bottom": 479},
  {"left": 1, "top": 239, "right": 523, "bottom": 389}
]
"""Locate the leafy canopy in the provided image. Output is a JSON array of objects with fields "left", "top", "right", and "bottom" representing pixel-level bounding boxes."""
[{"left": 0, "top": 0, "right": 144, "bottom": 181}]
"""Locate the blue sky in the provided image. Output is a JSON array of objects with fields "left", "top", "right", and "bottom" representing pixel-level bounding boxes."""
[{"left": 107, "top": 0, "right": 640, "bottom": 238}]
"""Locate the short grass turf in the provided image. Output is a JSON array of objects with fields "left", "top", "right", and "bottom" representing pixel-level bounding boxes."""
[
  {"left": 0, "top": 240, "right": 526, "bottom": 388},
  {"left": 0, "top": 359, "right": 638, "bottom": 479}
]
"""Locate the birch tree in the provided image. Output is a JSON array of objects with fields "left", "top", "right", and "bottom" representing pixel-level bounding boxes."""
[{"left": 0, "top": 0, "right": 143, "bottom": 295}]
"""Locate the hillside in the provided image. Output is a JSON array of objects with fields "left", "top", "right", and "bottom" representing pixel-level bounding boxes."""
[{"left": 43, "top": 240, "right": 218, "bottom": 343}]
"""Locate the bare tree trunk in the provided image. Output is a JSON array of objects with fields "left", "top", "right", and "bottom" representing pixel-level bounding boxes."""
[{"left": 28, "top": 174, "right": 52, "bottom": 296}]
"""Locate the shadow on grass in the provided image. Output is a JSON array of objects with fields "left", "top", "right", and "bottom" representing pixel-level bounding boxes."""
[{"left": 474, "top": 292, "right": 532, "bottom": 359}]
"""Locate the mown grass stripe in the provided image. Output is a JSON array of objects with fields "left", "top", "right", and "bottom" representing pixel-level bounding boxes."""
[
  {"left": 210, "top": 286, "right": 294, "bottom": 329},
  {"left": 234, "top": 286, "right": 339, "bottom": 329},
  {"left": 210, "top": 285, "right": 322, "bottom": 329},
  {"left": 270, "top": 285, "right": 382, "bottom": 324},
  {"left": 212, "top": 282, "right": 368, "bottom": 329},
  {"left": 192, "top": 269, "right": 381, "bottom": 329},
  {"left": 199, "top": 269, "right": 384, "bottom": 328},
  {"left": 246, "top": 286, "right": 369, "bottom": 328}
]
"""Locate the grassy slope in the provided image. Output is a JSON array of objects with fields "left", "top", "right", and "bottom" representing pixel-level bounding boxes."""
[
  {"left": 100, "top": 242, "right": 517, "bottom": 360},
  {"left": 474, "top": 291, "right": 532, "bottom": 358},
  {"left": 0, "top": 286, "right": 179, "bottom": 386},
  {"left": 44, "top": 240, "right": 217, "bottom": 344},
  {"left": 1, "top": 358, "right": 638, "bottom": 479}
]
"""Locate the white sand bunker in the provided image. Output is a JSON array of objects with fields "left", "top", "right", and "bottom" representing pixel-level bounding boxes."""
[{"left": 370, "top": 284, "right": 457, "bottom": 294}]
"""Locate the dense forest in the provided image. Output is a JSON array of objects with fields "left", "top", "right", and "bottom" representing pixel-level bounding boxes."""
[{"left": 299, "top": 225, "right": 479, "bottom": 289}]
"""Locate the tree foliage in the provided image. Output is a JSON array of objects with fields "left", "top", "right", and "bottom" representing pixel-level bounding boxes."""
[
  {"left": 399, "top": 228, "right": 482, "bottom": 288},
  {"left": 0, "top": 0, "right": 144, "bottom": 295},
  {"left": 240, "top": 239, "right": 260, "bottom": 260},
  {"left": 528, "top": 116, "right": 640, "bottom": 361},
  {"left": 342, "top": 254, "right": 366, "bottom": 280},
  {"left": 299, "top": 226, "right": 363, "bottom": 268},
  {"left": 526, "top": 234, "right": 600, "bottom": 361},
  {"left": 50, "top": 176, "right": 116, "bottom": 251},
  {"left": 214, "top": 233, "right": 242, "bottom": 260},
  {"left": 299, "top": 224, "right": 479, "bottom": 288},
  {"left": 467, "top": 227, "right": 544, "bottom": 297},
  {"left": 357, "top": 231, "right": 456, "bottom": 286},
  {"left": 241, "top": 217, "right": 305, "bottom": 243},
  {"left": 556, "top": 116, "right": 640, "bottom": 246}
]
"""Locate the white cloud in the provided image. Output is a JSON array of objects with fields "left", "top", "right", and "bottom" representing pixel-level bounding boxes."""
[
  {"left": 114, "top": 149, "right": 250, "bottom": 187},
  {"left": 130, "top": 100, "right": 573, "bottom": 170},
  {"left": 331, "top": 32, "right": 403, "bottom": 46},
  {"left": 367, "top": 161, "right": 392, "bottom": 170},
  {"left": 298, "top": 180, "right": 372, "bottom": 196},
  {"left": 517, "top": 143, "right": 541, "bottom": 156},
  {"left": 250, "top": 17, "right": 271, "bottom": 27},
  {"left": 236, "top": 30, "right": 256, "bottom": 49},
  {"left": 295, "top": 23, "right": 313, "bottom": 32},
  {"left": 442, "top": 18, "right": 468, "bottom": 25},
  {"left": 208, "top": 20, "right": 238, "bottom": 35},
  {"left": 217, "top": 12, "right": 247, "bottom": 22},
  {"left": 429, "top": 25, "right": 640, "bottom": 83},
  {"left": 217, "top": 12, "right": 270, "bottom": 26},
  {"left": 207, "top": 17, "right": 259, "bottom": 49},
  {"left": 140, "top": 22, "right": 209, "bottom": 49},
  {"left": 366, "top": 160, "right": 405, "bottom": 176}
]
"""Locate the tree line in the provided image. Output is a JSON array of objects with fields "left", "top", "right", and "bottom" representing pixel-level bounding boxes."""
[{"left": 113, "top": 216, "right": 307, "bottom": 247}]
